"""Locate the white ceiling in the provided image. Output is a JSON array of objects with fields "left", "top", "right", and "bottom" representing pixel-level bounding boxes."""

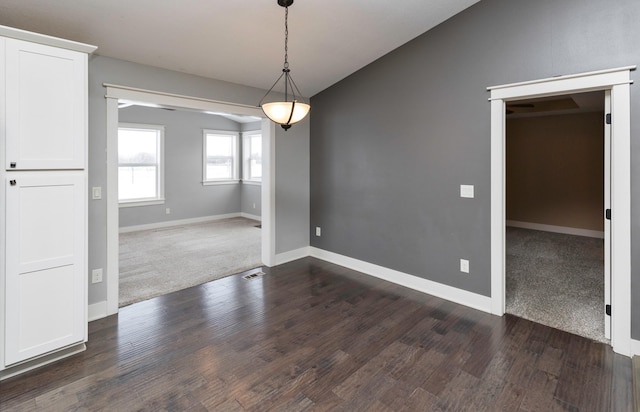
[{"left": 0, "top": 0, "right": 480, "bottom": 97}]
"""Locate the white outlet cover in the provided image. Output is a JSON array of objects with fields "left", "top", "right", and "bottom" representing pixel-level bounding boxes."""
[
  {"left": 315, "top": 227, "right": 321, "bottom": 236},
  {"left": 460, "top": 185, "right": 474, "bottom": 198},
  {"left": 460, "top": 259, "right": 470, "bottom": 273}
]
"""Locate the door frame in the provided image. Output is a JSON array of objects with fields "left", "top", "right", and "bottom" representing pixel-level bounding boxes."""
[
  {"left": 104, "top": 84, "right": 276, "bottom": 316},
  {"left": 488, "top": 66, "right": 635, "bottom": 356}
]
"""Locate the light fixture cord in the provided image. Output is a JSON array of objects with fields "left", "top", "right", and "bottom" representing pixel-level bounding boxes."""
[{"left": 283, "top": 5, "right": 289, "bottom": 102}]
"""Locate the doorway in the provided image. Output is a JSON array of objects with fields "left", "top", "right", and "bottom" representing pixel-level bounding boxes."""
[
  {"left": 488, "top": 66, "right": 634, "bottom": 356},
  {"left": 104, "top": 84, "right": 276, "bottom": 316},
  {"left": 504, "top": 91, "right": 607, "bottom": 342}
]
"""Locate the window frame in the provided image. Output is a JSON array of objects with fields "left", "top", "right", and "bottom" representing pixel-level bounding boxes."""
[
  {"left": 202, "top": 129, "right": 240, "bottom": 185},
  {"left": 242, "top": 130, "right": 262, "bottom": 185},
  {"left": 117, "top": 123, "right": 165, "bottom": 207}
]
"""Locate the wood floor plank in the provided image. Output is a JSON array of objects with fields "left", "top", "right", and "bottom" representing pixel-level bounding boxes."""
[{"left": 0, "top": 257, "right": 632, "bottom": 411}]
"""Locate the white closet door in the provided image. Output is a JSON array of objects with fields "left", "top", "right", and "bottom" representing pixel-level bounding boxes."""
[
  {"left": 4, "top": 172, "right": 86, "bottom": 365},
  {"left": 5, "top": 39, "right": 86, "bottom": 170}
]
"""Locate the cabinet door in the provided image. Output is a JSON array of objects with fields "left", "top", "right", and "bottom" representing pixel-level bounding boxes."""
[
  {"left": 4, "top": 173, "right": 86, "bottom": 365},
  {"left": 5, "top": 39, "right": 86, "bottom": 170}
]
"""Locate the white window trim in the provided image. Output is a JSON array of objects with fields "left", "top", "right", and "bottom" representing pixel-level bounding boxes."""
[
  {"left": 117, "top": 123, "right": 165, "bottom": 206},
  {"left": 202, "top": 129, "right": 240, "bottom": 184},
  {"left": 242, "top": 130, "right": 263, "bottom": 184}
]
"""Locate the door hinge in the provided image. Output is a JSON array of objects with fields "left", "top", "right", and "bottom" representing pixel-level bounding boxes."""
[
  {"left": 606, "top": 209, "right": 611, "bottom": 220},
  {"left": 606, "top": 113, "right": 611, "bottom": 124},
  {"left": 606, "top": 304, "right": 611, "bottom": 316}
]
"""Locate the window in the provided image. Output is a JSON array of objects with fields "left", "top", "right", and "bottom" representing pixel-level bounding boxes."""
[
  {"left": 118, "top": 123, "right": 164, "bottom": 206},
  {"left": 243, "top": 131, "right": 262, "bottom": 183},
  {"left": 203, "top": 130, "right": 239, "bottom": 184}
]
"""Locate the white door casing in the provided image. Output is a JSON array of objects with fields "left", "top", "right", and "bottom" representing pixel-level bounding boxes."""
[{"left": 488, "top": 66, "right": 634, "bottom": 356}]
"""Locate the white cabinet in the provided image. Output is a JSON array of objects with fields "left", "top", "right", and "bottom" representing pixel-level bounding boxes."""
[
  {"left": 4, "top": 39, "right": 87, "bottom": 170},
  {"left": 4, "top": 173, "right": 86, "bottom": 365},
  {"left": 0, "top": 25, "right": 95, "bottom": 378}
]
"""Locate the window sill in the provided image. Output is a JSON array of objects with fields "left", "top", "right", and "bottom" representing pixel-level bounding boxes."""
[
  {"left": 242, "top": 180, "right": 262, "bottom": 186},
  {"left": 202, "top": 180, "right": 240, "bottom": 186},
  {"left": 119, "top": 199, "right": 165, "bottom": 208}
]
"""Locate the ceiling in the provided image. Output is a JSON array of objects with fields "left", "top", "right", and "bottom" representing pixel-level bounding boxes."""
[
  {"left": 0, "top": 0, "right": 480, "bottom": 97},
  {"left": 506, "top": 91, "right": 605, "bottom": 118}
]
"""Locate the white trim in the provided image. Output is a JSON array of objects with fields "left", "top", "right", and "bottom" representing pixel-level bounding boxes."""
[
  {"left": 489, "top": 66, "right": 635, "bottom": 357},
  {"left": 630, "top": 339, "right": 640, "bottom": 357},
  {"left": 506, "top": 220, "right": 604, "bottom": 239},
  {"left": 487, "top": 66, "right": 635, "bottom": 94},
  {"left": 262, "top": 120, "right": 276, "bottom": 267},
  {"left": 0, "top": 24, "right": 97, "bottom": 54},
  {"left": 88, "top": 301, "right": 108, "bottom": 322},
  {"left": 276, "top": 247, "right": 310, "bottom": 265},
  {"left": 119, "top": 213, "right": 242, "bottom": 233},
  {"left": 310, "top": 247, "right": 492, "bottom": 313},
  {"left": 0, "top": 343, "right": 86, "bottom": 381},
  {"left": 106, "top": 97, "right": 119, "bottom": 316},
  {"left": 202, "top": 129, "right": 240, "bottom": 183},
  {"left": 104, "top": 85, "right": 276, "bottom": 316},
  {"left": 202, "top": 180, "right": 240, "bottom": 186},
  {"left": 104, "top": 83, "right": 260, "bottom": 117},
  {"left": 241, "top": 212, "right": 261, "bottom": 221},
  {"left": 119, "top": 199, "right": 166, "bottom": 208}
]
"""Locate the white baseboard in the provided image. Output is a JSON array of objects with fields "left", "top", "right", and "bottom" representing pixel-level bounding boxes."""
[
  {"left": 309, "top": 247, "right": 493, "bottom": 314},
  {"left": 119, "top": 213, "right": 242, "bottom": 233},
  {"left": 88, "top": 301, "right": 108, "bottom": 322},
  {"left": 630, "top": 338, "right": 640, "bottom": 357},
  {"left": 506, "top": 220, "right": 604, "bottom": 239},
  {"left": 275, "top": 247, "right": 310, "bottom": 265},
  {"left": 241, "top": 212, "right": 262, "bottom": 221}
]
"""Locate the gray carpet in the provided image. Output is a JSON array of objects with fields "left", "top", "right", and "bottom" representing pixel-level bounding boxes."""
[
  {"left": 119, "top": 217, "right": 262, "bottom": 307},
  {"left": 506, "top": 227, "right": 606, "bottom": 343}
]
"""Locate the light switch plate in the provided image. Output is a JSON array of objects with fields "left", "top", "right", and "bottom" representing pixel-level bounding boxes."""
[
  {"left": 460, "top": 185, "right": 474, "bottom": 198},
  {"left": 92, "top": 186, "right": 102, "bottom": 200}
]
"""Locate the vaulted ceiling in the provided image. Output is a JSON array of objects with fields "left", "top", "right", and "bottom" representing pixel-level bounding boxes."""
[{"left": 0, "top": 0, "right": 480, "bottom": 96}]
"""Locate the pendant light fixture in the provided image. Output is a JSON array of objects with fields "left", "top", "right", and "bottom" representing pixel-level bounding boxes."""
[{"left": 259, "top": 0, "right": 310, "bottom": 130}]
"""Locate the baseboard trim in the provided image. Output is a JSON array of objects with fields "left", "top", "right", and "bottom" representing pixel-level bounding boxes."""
[
  {"left": 241, "top": 212, "right": 262, "bottom": 221},
  {"left": 506, "top": 220, "right": 604, "bottom": 239},
  {"left": 0, "top": 343, "right": 86, "bottom": 381},
  {"left": 88, "top": 301, "right": 108, "bottom": 322},
  {"left": 631, "top": 339, "right": 640, "bottom": 357},
  {"left": 275, "top": 247, "right": 310, "bottom": 265},
  {"left": 309, "top": 247, "right": 493, "bottom": 314},
  {"left": 119, "top": 213, "right": 243, "bottom": 233}
]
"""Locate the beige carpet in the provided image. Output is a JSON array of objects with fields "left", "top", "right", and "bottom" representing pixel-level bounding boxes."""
[{"left": 119, "top": 217, "right": 262, "bottom": 307}]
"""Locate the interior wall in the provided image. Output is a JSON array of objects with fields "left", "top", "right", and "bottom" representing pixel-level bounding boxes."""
[
  {"left": 309, "top": 0, "right": 640, "bottom": 338},
  {"left": 240, "top": 120, "right": 263, "bottom": 218},
  {"left": 88, "top": 56, "right": 310, "bottom": 305},
  {"left": 118, "top": 105, "right": 242, "bottom": 228},
  {"left": 506, "top": 111, "right": 604, "bottom": 232}
]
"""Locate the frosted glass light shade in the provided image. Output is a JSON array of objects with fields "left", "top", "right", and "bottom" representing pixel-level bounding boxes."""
[{"left": 261, "top": 101, "right": 310, "bottom": 126}]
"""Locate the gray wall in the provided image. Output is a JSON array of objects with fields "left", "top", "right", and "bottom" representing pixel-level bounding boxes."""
[
  {"left": 89, "top": 56, "right": 309, "bottom": 304},
  {"left": 118, "top": 106, "right": 242, "bottom": 227},
  {"left": 240, "top": 120, "right": 263, "bottom": 218},
  {"left": 309, "top": 0, "right": 640, "bottom": 337}
]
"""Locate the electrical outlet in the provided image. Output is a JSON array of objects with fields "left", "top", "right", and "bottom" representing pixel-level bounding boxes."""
[
  {"left": 92, "top": 268, "right": 103, "bottom": 283},
  {"left": 460, "top": 259, "right": 470, "bottom": 274},
  {"left": 166, "top": 208, "right": 171, "bottom": 214},
  {"left": 315, "top": 227, "right": 321, "bottom": 237},
  {"left": 253, "top": 203, "right": 256, "bottom": 209}
]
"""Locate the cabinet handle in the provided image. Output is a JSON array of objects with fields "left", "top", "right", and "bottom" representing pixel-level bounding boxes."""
[
  {"left": 10, "top": 162, "right": 16, "bottom": 168},
  {"left": 10, "top": 180, "right": 17, "bottom": 186}
]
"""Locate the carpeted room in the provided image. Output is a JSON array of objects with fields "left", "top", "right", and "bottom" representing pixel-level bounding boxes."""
[
  {"left": 505, "top": 100, "right": 607, "bottom": 342},
  {"left": 117, "top": 104, "right": 264, "bottom": 306}
]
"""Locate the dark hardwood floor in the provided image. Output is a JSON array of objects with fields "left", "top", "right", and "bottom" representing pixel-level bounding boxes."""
[{"left": 0, "top": 258, "right": 633, "bottom": 411}]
